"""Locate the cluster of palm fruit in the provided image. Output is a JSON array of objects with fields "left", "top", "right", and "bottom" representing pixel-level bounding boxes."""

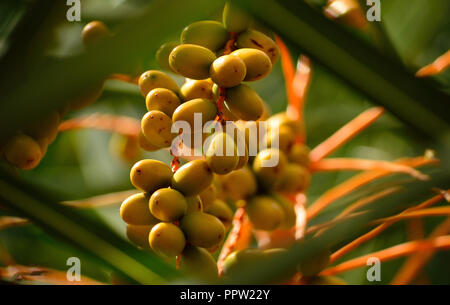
[
  {"left": 0, "top": 21, "right": 107, "bottom": 170},
  {"left": 218, "top": 112, "right": 311, "bottom": 232}
]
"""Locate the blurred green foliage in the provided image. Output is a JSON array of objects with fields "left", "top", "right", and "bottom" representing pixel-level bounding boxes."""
[{"left": 0, "top": 0, "right": 449, "bottom": 284}]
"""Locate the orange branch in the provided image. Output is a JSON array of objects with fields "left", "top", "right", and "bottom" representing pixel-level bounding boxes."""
[
  {"left": 309, "top": 107, "right": 385, "bottom": 163},
  {"left": 374, "top": 207, "right": 450, "bottom": 224},
  {"left": 275, "top": 35, "right": 295, "bottom": 111},
  {"left": 392, "top": 217, "right": 450, "bottom": 284},
  {"left": 322, "top": 235, "right": 450, "bottom": 276},
  {"left": 59, "top": 113, "right": 141, "bottom": 138},
  {"left": 330, "top": 191, "right": 447, "bottom": 263},
  {"left": 416, "top": 50, "right": 450, "bottom": 77},
  {"left": 310, "top": 158, "right": 429, "bottom": 180},
  {"left": 217, "top": 208, "right": 252, "bottom": 275},
  {"left": 306, "top": 156, "right": 439, "bottom": 220},
  {"left": 108, "top": 73, "right": 139, "bottom": 84}
]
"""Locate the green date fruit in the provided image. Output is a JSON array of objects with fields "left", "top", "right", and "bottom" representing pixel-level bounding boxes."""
[
  {"left": 180, "top": 245, "right": 218, "bottom": 281},
  {"left": 297, "top": 249, "right": 331, "bottom": 277},
  {"left": 181, "top": 21, "right": 229, "bottom": 52},
  {"left": 198, "top": 184, "right": 217, "bottom": 211},
  {"left": 205, "top": 132, "right": 239, "bottom": 175},
  {"left": 172, "top": 159, "right": 213, "bottom": 196},
  {"left": 222, "top": 2, "right": 251, "bottom": 33},
  {"left": 186, "top": 195, "right": 203, "bottom": 213},
  {"left": 169, "top": 44, "right": 216, "bottom": 80},
  {"left": 138, "top": 130, "right": 159, "bottom": 152},
  {"left": 252, "top": 148, "right": 287, "bottom": 190},
  {"left": 231, "top": 48, "right": 271, "bottom": 81},
  {"left": 288, "top": 143, "right": 310, "bottom": 167},
  {"left": 180, "top": 212, "right": 225, "bottom": 248},
  {"left": 205, "top": 199, "right": 233, "bottom": 230},
  {"left": 156, "top": 41, "right": 179, "bottom": 71},
  {"left": 246, "top": 196, "right": 284, "bottom": 231},
  {"left": 219, "top": 167, "right": 257, "bottom": 200},
  {"left": 225, "top": 84, "right": 263, "bottom": 121},
  {"left": 278, "top": 163, "right": 311, "bottom": 194}
]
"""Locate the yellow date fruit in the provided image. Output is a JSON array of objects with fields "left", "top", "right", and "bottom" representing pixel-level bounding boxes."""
[
  {"left": 146, "top": 88, "right": 181, "bottom": 117},
  {"left": 205, "top": 199, "right": 233, "bottom": 230},
  {"left": 210, "top": 55, "right": 246, "bottom": 88},
  {"left": 138, "top": 70, "right": 179, "bottom": 97},
  {"left": 120, "top": 192, "right": 159, "bottom": 225},
  {"left": 205, "top": 132, "right": 239, "bottom": 175},
  {"left": 149, "top": 188, "right": 187, "bottom": 222},
  {"left": 4, "top": 134, "right": 42, "bottom": 170},
  {"left": 180, "top": 245, "right": 218, "bottom": 281},
  {"left": 220, "top": 167, "right": 257, "bottom": 200},
  {"left": 222, "top": 2, "right": 251, "bottom": 33},
  {"left": 141, "top": 110, "right": 176, "bottom": 148},
  {"left": 181, "top": 79, "right": 214, "bottom": 100},
  {"left": 172, "top": 98, "right": 217, "bottom": 133},
  {"left": 149, "top": 223, "right": 186, "bottom": 257},
  {"left": 129, "top": 159, "right": 172, "bottom": 192},
  {"left": 252, "top": 148, "right": 287, "bottom": 190},
  {"left": 82, "top": 21, "right": 110, "bottom": 46},
  {"left": 156, "top": 41, "right": 179, "bottom": 71}
]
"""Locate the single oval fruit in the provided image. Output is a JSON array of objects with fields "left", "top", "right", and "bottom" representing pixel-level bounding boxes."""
[
  {"left": 156, "top": 41, "right": 179, "bottom": 71},
  {"left": 222, "top": 2, "right": 251, "bottom": 33},
  {"left": 181, "top": 21, "right": 229, "bottom": 52},
  {"left": 181, "top": 79, "right": 214, "bottom": 101},
  {"left": 247, "top": 196, "right": 284, "bottom": 231},
  {"left": 278, "top": 163, "right": 311, "bottom": 194},
  {"left": 146, "top": 88, "right": 181, "bottom": 117},
  {"left": 138, "top": 70, "right": 179, "bottom": 97},
  {"left": 4, "top": 134, "right": 42, "bottom": 170},
  {"left": 126, "top": 225, "right": 154, "bottom": 250},
  {"left": 219, "top": 167, "right": 257, "bottom": 200},
  {"left": 129, "top": 159, "right": 172, "bottom": 192},
  {"left": 231, "top": 48, "right": 272, "bottom": 81},
  {"left": 205, "top": 132, "right": 239, "bottom": 175},
  {"left": 268, "top": 112, "right": 304, "bottom": 136},
  {"left": 120, "top": 193, "right": 160, "bottom": 225},
  {"left": 180, "top": 245, "right": 218, "bottom": 281},
  {"left": 172, "top": 98, "right": 217, "bottom": 133},
  {"left": 222, "top": 249, "right": 266, "bottom": 277},
  {"left": 198, "top": 184, "right": 216, "bottom": 211},
  {"left": 236, "top": 29, "right": 279, "bottom": 64},
  {"left": 288, "top": 143, "right": 310, "bottom": 167},
  {"left": 252, "top": 148, "right": 287, "bottom": 190},
  {"left": 205, "top": 199, "right": 233, "bottom": 230},
  {"left": 82, "top": 21, "right": 110, "bottom": 46},
  {"left": 225, "top": 84, "right": 263, "bottom": 121},
  {"left": 180, "top": 212, "right": 225, "bottom": 248},
  {"left": 149, "top": 223, "right": 186, "bottom": 257},
  {"left": 169, "top": 44, "right": 216, "bottom": 80},
  {"left": 186, "top": 195, "right": 203, "bottom": 213},
  {"left": 210, "top": 55, "right": 246, "bottom": 88},
  {"left": 138, "top": 130, "right": 159, "bottom": 152},
  {"left": 149, "top": 188, "right": 187, "bottom": 222},
  {"left": 141, "top": 110, "right": 176, "bottom": 148},
  {"left": 271, "top": 193, "right": 296, "bottom": 229},
  {"left": 264, "top": 125, "right": 296, "bottom": 153},
  {"left": 172, "top": 159, "right": 213, "bottom": 196}
]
